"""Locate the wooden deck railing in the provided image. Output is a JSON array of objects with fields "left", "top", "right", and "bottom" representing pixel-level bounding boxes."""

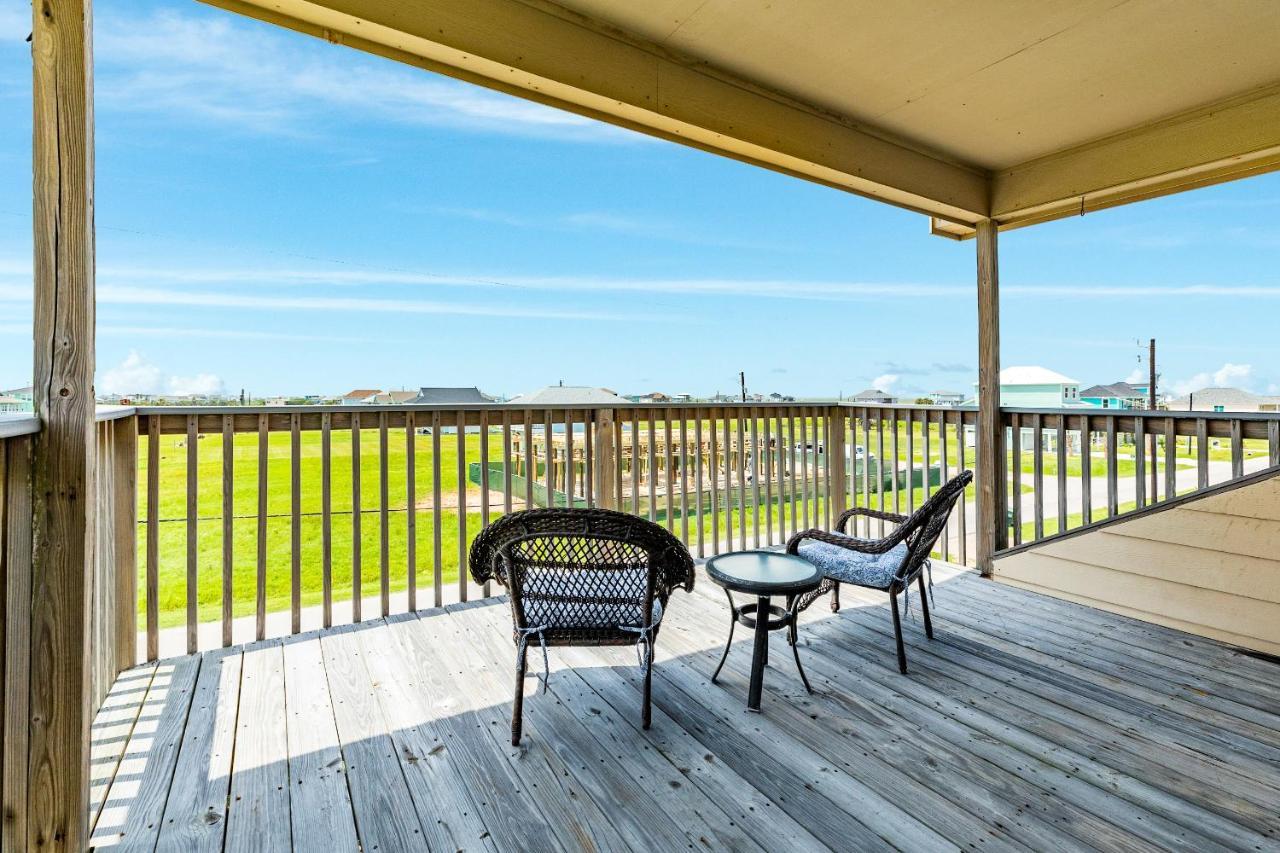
[
  {"left": 998, "top": 408, "right": 1280, "bottom": 550},
  {"left": 135, "top": 404, "right": 860, "bottom": 656},
  {"left": 7, "top": 402, "right": 1270, "bottom": 664}
]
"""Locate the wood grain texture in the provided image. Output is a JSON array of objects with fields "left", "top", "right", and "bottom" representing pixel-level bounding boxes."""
[
  {"left": 225, "top": 642, "right": 292, "bottom": 853},
  {"left": 85, "top": 561, "right": 1280, "bottom": 853},
  {"left": 28, "top": 0, "right": 97, "bottom": 842},
  {"left": 155, "top": 649, "right": 241, "bottom": 853},
  {"left": 112, "top": 418, "right": 138, "bottom": 669},
  {"left": 975, "top": 218, "right": 1002, "bottom": 572},
  {"left": 2, "top": 437, "right": 33, "bottom": 849}
]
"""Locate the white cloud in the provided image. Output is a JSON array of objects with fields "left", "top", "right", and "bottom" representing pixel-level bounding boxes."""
[
  {"left": 93, "top": 9, "right": 629, "bottom": 142},
  {"left": 1169, "top": 362, "right": 1254, "bottom": 396},
  {"left": 167, "top": 372, "right": 224, "bottom": 396},
  {"left": 871, "top": 373, "right": 899, "bottom": 393},
  {"left": 98, "top": 350, "right": 224, "bottom": 397},
  {"left": 1124, "top": 366, "right": 1147, "bottom": 384},
  {"left": 99, "top": 351, "right": 163, "bottom": 395}
]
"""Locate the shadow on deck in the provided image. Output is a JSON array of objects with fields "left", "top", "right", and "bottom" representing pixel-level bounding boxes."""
[{"left": 87, "top": 564, "right": 1280, "bottom": 851}]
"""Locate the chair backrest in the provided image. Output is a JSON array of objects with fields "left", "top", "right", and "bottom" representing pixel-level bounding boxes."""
[
  {"left": 892, "top": 470, "right": 973, "bottom": 584},
  {"left": 469, "top": 508, "right": 695, "bottom": 628}
]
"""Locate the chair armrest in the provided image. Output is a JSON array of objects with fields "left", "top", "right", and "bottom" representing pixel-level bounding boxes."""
[
  {"left": 835, "top": 506, "right": 908, "bottom": 533},
  {"left": 786, "top": 527, "right": 902, "bottom": 555}
]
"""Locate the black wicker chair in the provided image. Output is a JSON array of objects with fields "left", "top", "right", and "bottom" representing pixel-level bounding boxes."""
[
  {"left": 469, "top": 507, "right": 695, "bottom": 745},
  {"left": 786, "top": 470, "right": 972, "bottom": 674}
]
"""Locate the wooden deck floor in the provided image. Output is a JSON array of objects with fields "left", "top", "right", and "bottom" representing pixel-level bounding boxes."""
[{"left": 87, "top": 563, "right": 1280, "bottom": 852}]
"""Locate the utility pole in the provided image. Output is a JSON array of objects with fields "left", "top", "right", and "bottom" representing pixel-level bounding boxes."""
[
  {"left": 1148, "top": 338, "right": 1158, "bottom": 500},
  {"left": 739, "top": 371, "right": 747, "bottom": 403}
]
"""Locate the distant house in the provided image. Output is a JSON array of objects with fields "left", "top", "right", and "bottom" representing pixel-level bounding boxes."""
[
  {"left": 1080, "top": 381, "right": 1148, "bottom": 409},
  {"left": 928, "top": 391, "right": 966, "bottom": 407},
  {"left": 1167, "top": 387, "right": 1280, "bottom": 414},
  {"left": 409, "top": 386, "right": 491, "bottom": 405},
  {"left": 372, "top": 390, "right": 420, "bottom": 405},
  {"left": 341, "top": 389, "right": 382, "bottom": 405},
  {"left": 851, "top": 388, "right": 895, "bottom": 404},
  {"left": 508, "top": 386, "right": 630, "bottom": 407},
  {"left": 989, "top": 366, "right": 1084, "bottom": 407},
  {"left": 0, "top": 386, "right": 34, "bottom": 413}
]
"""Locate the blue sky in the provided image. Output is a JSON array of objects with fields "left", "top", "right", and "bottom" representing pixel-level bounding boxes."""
[{"left": 2, "top": 0, "right": 1279, "bottom": 401}]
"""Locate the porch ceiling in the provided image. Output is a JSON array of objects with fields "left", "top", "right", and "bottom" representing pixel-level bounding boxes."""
[{"left": 203, "top": 0, "right": 1280, "bottom": 233}]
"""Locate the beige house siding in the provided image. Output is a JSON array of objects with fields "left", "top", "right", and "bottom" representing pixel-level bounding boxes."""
[{"left": 993, "top": 470, "right": 1280, "bottom": 656}]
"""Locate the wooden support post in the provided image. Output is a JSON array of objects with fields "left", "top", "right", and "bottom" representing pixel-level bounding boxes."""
[
  {"left": 111, "top": 417, "right": 137, "bottom": 669},
  {"left": 592, "top": 410, "right": 617, "bottom": 509},
  {"left": 29, "top": 0, "right": 96, "bottom": 846},
  {"left": 828, "top": 408, "right": 848, "bottom": 520},
  {"left": 975, "top": 219, "right": 1003, "bottom": 575}
]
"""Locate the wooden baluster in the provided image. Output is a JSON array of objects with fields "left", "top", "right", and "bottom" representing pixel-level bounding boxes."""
[
  {"left": 757, "top": 412, "right": 768, "bottom": 545},
  {"left": 664, "top": 409, "right": 674, "bottom": 532},
  {"left": 458, "top": 410, "right": 468, "bottom": 602},
  {"left": 186, "top": 415, "right": 198, "bottom": 654},
  {"left": 1031, "top": 413, "right": 1044, "bottom": 541},
  {"left": 750, "top": 411, "right": 761, "bottom": 545},
  {"left": 287, "top": 415, "right": 301, "bottom": 635},
  {"left": 522, "top": 410, "right": 534, "bottom": 510},
  {"left": 352, "top": 413, "right": 364, "bottom": 622},
  {"left": 1269, "top": 418, "right": 1280, "bottom": 468},
  {"left": 905, "top": 410, "right": 915, "bottom": 515},
  {"left": 1164, "top": 416, "right": 1177, "bottom": 501},
  {"left": 874, "top": 409, "right": 885, "bottom": 535},
  {"left": 773, "top": 409, "right": 786, "bottom": 540},
  {"left": 406, "top": 412, "right": 416, "bottom": 612},
  {"left": 1230, "top": 419, "right": 1244, "bottom": 479},
  {"left": 502, "top": 412, "right": 513, "bottom": 517},
  {"left": 647, "top": 409, "right": 658, "bottom": 523},
  {"left": 709, "top": 409, "right": 720, "bottom": 553},
  {"left": 583, "top": 409, "right": 594, "bottom": 510},
  {"left": 694, "top": 413, "right": 705, "bottom": 556},
  {"left": 321, "top": 412, "right": 335, "bottom": 627},
  {"left": 788, "top": 410, "right": 799, "bottom": 536},
  {"left": 380, "top": 412, "right": 390, "bottom": 617},
  {"left": 890, "top": 410, "right": 900, "bottom": 518},
  {"left": 566, "top": 409, "right": 575, "bottom": 503},
  {"left": 736, "top": 412, "right": 748, "bottom": 550},
  {"left": 1196, "top": 418, "right": 1209, "bottom": 490},
  {"left": 1080, "top": 416, "right": 1092, "bottom": 525},
  {"left": 629, "top": 408, "right": 640, "bottom": 516},
  {"left": 1105, "top": 415, "right": 1118, "bottom": 518},
  {"left": 1008, "top": 412, "right": 1018, "bottom": 545},
  {"left": 860, "top": 410, "right": 871, "bottom": 537},
  {"left": 432, "top": 412, "right": 443, "bottom": 607},
  {"left": 146, "top": 416, "right": 160, "bottom": 660},
  {"left": 956, "top": 415, "right": 968, "bottom": 565},
  {"left": 722, "top": 411, "right": 733, "bottom": 548},
  {"left": 613, "top": 415, "right": 624, "bottom": 509},
  {"left": 803, "top": 407, "right": 814, "bottom": 532},
  {"left": 1134, "top": 416, "right": 1146, "bottom": 509},
  {"left": 923, "top": 410, "right": 933, "bottom": 503},
  {"left": 222, "top": 415, "right": 234, "bottom": 647},
  {"left": 256, "top": 414, "right": 269, "bottom": 640},
  {"left": 679, "top": 413, "right": 689, "bottom": 545},
  {"left": 822, "top": 409, "right": 833, "bottom": 529},
  {"left": 939, "top": 411, "right": 950, "bottom": 560}
]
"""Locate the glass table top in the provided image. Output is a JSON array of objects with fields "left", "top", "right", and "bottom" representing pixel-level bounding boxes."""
[{"left": 705, "top": 551, "right": 820, "bottom": 594}]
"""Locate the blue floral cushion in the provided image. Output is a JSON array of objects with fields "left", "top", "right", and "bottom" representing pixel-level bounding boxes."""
[{"left": 796, "top": 537, "right": 910, "bottom": 589}]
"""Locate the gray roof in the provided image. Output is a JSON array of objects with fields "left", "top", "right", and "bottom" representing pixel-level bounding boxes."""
[
  {"left": 507, "top": 386, "right": 629, "bottom": 406},
  {"left": 851, "top": 388, "right": 894, "bottom": 400},
  {"left": 1167, "top": 387, "right": 1280, "bottom": 413},
  {"left": 1080, "top": 381, "right": 1145, "bottom": 399},
  {"left": 409, "top": 386, "right": 491, "bottom": 404}
]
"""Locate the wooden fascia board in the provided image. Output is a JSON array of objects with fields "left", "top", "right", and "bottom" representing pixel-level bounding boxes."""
[
  {"left": 991, "top": 83, "right": 1280, "bottom": 228},
  {"left": 200, "top": 0, "right": 990, "bottom": 223}
]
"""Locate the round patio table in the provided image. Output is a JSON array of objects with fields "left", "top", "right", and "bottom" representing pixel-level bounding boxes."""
[{"left": 706, "top": 550, "right": 820, "bottom": 712}]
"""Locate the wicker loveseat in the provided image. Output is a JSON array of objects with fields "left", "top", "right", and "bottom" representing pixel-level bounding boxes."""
[{"left": 469, "top": 507, "right": 695, "bottom": 745}]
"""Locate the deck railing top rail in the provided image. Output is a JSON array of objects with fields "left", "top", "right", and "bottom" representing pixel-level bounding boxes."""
[{"left": 0, "top": 415, "right": 40, "bottom": 439}]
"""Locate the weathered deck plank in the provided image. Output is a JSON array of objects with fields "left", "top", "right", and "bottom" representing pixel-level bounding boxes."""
[{"left": 89, "top": 564, "right": 1280, "bottom": 853}]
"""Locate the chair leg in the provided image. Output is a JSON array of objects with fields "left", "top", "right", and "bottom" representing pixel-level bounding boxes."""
[
  {"left": 511, "top": 646, "right": 527, "bottom": 746},
  {"left": 918, "top": 575, "right": 933, "bottom": 639},
  {"left": 642, "top": 650, "right": 653, "bottom": 730},
  {"left": 890, "top": 591, "right": 908, "bottom": 674},
  {"left": 830, "top": 582, "right": 841, "bottom": 613}
]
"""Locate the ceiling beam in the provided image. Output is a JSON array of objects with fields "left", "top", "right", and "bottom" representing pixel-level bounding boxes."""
[
  {"left": 200, "top": 0, "right": 990, "bottom": 224},
  {"left": 991, "top": 84, "right": 1280, "bottom": 229}
]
